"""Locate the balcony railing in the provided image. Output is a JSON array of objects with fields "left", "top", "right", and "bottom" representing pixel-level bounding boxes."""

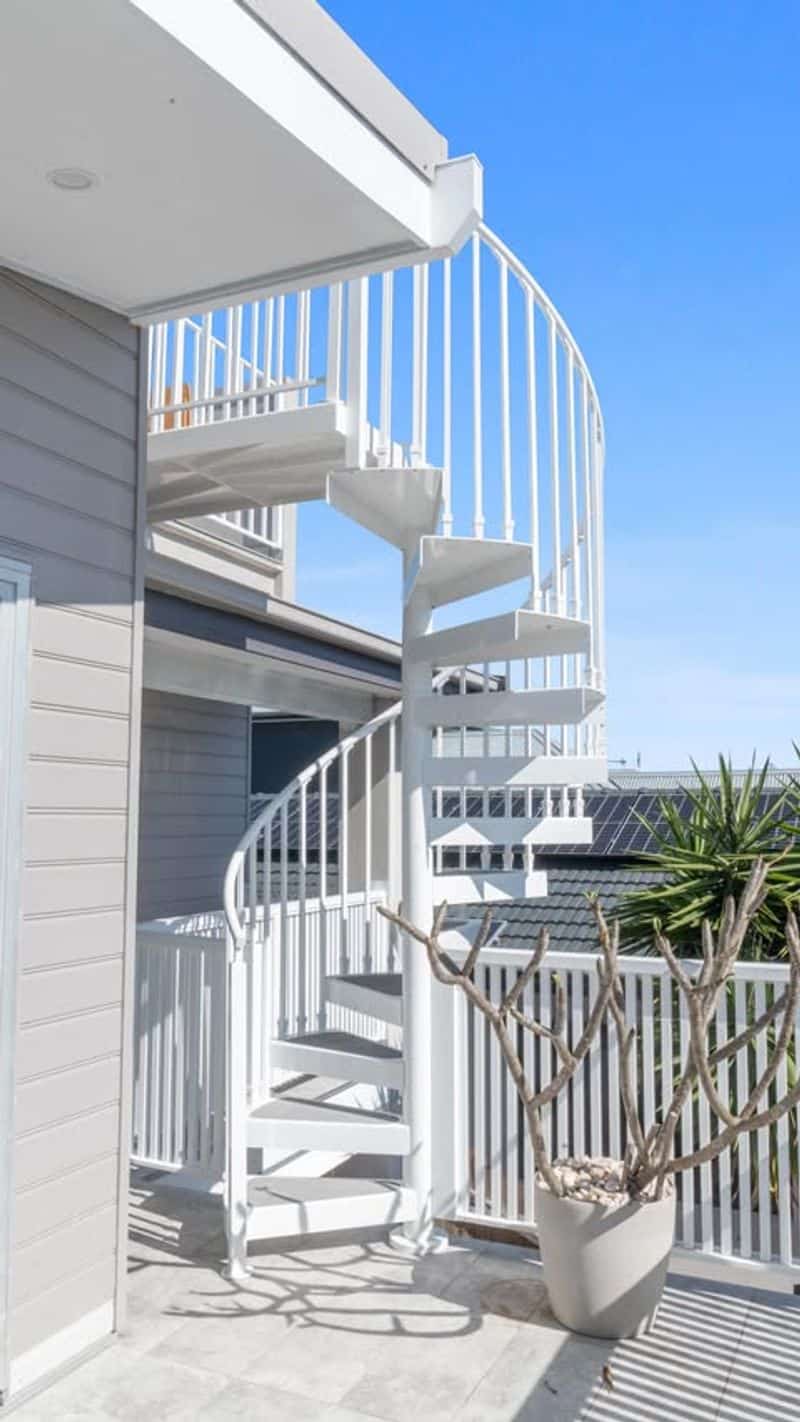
[
  {"left": 133, "top": 916, "right": 800, "bottom": 1270},
  {"left": 147, "top": 225, "right": 605, "bottom": 672},
  {"left": 208, "top": 507, "right": 283, "bottom": 558}
]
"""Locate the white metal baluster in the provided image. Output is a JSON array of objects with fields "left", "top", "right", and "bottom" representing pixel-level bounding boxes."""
[
  {"left": 411, "top": 265, "right": 429, "bottom": 465},
  {"left": 566, "top": 348, "right": 580, "bottom": 619},
  {"left": 200, "top": 313, "right": 213, "bottom": 426},
  {"left": 279, "top": 804, "right": 289, "bottom": 1036},
  {"left": 302, "top": 290, "right": 311, "bottom": 404},
  {"left": 247, "top": 842, "right": 259, "bottom": 1093},
  {"left": 264, "top": 297, "right": 274, "bottom": 394},
  {"left": 222, "top": 308, "right": 235, "bottom": 421},
  {"left": 249, "top": 301, "right": 261, "bottom": 416},
  {"left": 275, "top": 294, "right": 286, "bottom": 409},
  {"left": 379, "top": 271, "right": 393, "bottom": 463},
  {"left": 295, "top": 290, "right": 307, "bottom": 406},
  {"left": 591, "top": 411, "right": 606, "bottom": 691},
  {"left": 525, "top": 289, "right": 541, "bottom": 608},
  {"left": 326, "top": 283, "right": 343, "bottom": 404},
  {"left": 548, "top": 315, "right": 562, "bottom": 614},
  {"left": 581, "top": 376, "right": 596, "bottom": 686},
  {"left": 319, "top": 765, "right": 329, "bottom": 1028},
  {"left": 339, "top": 746, "right": 350, "bottom": 974},
  {"left": 298, "top": 780, "right": 308, "bottom": 1033},
  {"left": 471, "top": 233, "right": 485, "bottom": 537},
  {"left": 190, "top": 321, "right": 201, "bottom": 427},
  {"left": 498, "top": 256, "right": 514, "bottom": 541},
  {"left": 363, "top": 734, "right": 373, "bottom": 974},
  {"left": 346, "top": 279, "right": 369, "bottom": 468},
  {"left": 172, "top": 318, "right": 186, "bottom": 428},
  {"left": 442, "top": 257, "right": 453, "bottom": 534}
]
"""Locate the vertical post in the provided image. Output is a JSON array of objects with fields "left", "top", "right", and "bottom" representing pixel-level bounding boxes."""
[
  {"left": 379, "top": 272, "right": 394, "bottom": 462},
  {"left": 397, "top": 562, "right": 448, "bottom": 1250},
  {"left": 471, "top": 234, "right": 485, "bottom": 537},
  {"left": 442, "top": 258, "right": 453, "bottom": 534},
  {"left": 346, "top": 278, "right": 369, "bottom": 468},
  {"left": 498, "top": 257, "right": 513, "bottom": 540},
  {"left": 224, "top": 911, "right": 249, "bottom": 1280}
]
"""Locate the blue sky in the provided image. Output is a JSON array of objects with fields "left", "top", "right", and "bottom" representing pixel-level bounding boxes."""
[{"left": 298, "top": 1, "right": 800, "bottom": 770}]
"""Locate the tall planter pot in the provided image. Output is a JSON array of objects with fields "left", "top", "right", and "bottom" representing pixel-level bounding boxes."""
[{"left": 534, "top": 1181, "right": 676, "bottom": 1339}]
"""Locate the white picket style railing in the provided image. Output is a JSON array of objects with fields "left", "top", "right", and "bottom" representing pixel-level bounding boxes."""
[
  {"left": 458, "top": 946, "right": 800, "bottom": 1268},
  {"left": 132, "top": 916, "right": 800, "bottom": 1269},
  {"left": 132, "top": 890, "right": 390, "bottom": 1174},
  {"left": 210, "top": 506, "right": 282, "bottom": 554}
]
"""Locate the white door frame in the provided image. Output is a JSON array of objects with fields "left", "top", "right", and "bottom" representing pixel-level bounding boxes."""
[{"left": 0, "top": 554, "right": 32, "bottom": 1401}]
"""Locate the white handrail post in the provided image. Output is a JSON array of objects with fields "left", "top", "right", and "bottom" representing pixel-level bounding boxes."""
[
  {"left": 224, "top": 911, "right": 249, "bottom": 1281},
  {"left": 396, "top": 559, "right": 448, "bottom": 1252},
  {"left": 346, "top": 278, "right": 369, "bottom": 468},
  {"left": 411, "top": 265, "right": 429, "bottom": 467},
  {"left": 326, "top": 283, "right": 343, "bottom": 406},
  {"left": 442, "top": 257, "right": 453, "bottom": 535},
  {"left": 379, "top": 271, "right": 394, "bottom": 464}
]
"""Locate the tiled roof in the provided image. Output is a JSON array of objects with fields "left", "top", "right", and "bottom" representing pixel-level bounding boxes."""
[
  {"left": 453, "top": 859, "right": 666, "bottom": 954},
  {"left": 609, "top": 768, "right": 797, "bottom": 791}
]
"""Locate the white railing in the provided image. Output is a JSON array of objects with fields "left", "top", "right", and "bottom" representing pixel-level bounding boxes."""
[
  {"left": 132, "top": 890, "right": 390, "bottom": 1173},
  {"left": 146, "top": 223, "right": 605, "bottom": 707},
  {"left": 134, "top": 909, "right": 800, "bottom": 1269},
  {"left": 210, "top": 507, "right": 282, "bottom": 555},
  {"left": 456, "top": 945, "right": 800, "bottom": 1268}
]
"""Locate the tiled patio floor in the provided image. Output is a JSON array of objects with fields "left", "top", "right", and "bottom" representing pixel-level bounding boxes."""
[{"left": 12, "top": 1177, "right": 800, "bottom": 1421}]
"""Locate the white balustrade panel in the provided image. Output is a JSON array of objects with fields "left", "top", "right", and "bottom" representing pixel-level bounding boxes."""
[
  {"left": 132, "top": 892, "right": 390, "bottom": 1173},
  {"left": 459, "top": 949, "right": 800, "bottom": 1269}
]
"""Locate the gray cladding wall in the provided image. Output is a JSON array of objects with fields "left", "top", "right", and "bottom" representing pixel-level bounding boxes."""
[
  {"left": 137, "top": 689, "right": 250, "bottom": 920},
  {"left": 0, "top": 268, "right": 140, "bottom": 1369}
]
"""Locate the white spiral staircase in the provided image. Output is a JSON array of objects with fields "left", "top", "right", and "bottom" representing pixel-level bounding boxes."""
[{"left": 146, "top": 224, "right": 606, "bottom": 1274}]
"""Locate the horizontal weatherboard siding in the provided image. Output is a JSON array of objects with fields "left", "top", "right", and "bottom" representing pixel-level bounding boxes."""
[
  {"left": 0, "top": 267, "right": 140, "bottom": 1375},
  {"left": 138, "top": 690, "right": 249, "bottom": 919}
]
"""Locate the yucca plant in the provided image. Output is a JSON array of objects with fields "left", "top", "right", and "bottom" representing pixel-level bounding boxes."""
[{"left": 618, "top": 756, "right": 800, "bottom": 959}]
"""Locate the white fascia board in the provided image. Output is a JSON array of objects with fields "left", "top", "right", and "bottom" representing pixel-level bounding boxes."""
[{"left": 128, "top": 1, "right": 483, "bottom": 320}]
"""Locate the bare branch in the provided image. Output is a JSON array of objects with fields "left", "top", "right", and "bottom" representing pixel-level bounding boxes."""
[{"left": 501, "top": 927, "right": 549, "bottom": 1014}]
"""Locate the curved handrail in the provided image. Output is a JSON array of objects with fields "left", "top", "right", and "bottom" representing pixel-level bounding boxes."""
[
  {"left": 477, "top": 222, "right": 604, "bottom": 436},
  {"left": 224, "top": 668, "right": 456, "bottom": 948},
  {"left": 224, "top": 700, "right": 400, "bottom": 949}
]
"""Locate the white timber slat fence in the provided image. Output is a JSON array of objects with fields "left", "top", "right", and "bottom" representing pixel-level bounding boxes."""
[
  {"left": 132, "top": 891, "right": 390, "bottom": 1174},
  {"left": 457, "top": 947, "right": 800, "bottom": 1269}
]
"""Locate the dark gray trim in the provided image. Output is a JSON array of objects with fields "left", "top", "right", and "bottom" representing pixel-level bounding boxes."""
[{"left": 145, "top": 591, "right": 401, "bottom": 693}]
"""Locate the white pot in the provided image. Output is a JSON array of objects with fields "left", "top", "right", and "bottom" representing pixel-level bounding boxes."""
[{"left": 534, "top": 1180, "right": 675, "bottom": 1339}]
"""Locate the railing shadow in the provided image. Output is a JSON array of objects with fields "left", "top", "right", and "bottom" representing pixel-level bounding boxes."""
[{"left": 511, "top": 1273, "right": 800, "bottom": 1422}]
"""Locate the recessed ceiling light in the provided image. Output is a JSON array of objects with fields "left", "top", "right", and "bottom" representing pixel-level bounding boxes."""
[{"left": 47, "top": 168, "right": 98, "bottom": 192}]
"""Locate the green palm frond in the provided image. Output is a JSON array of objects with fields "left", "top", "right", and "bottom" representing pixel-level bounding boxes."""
[{"left": 618, "top": 754, "right": 800, "bottom": 959}]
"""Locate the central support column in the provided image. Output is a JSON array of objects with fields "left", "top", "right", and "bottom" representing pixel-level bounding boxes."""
[{"left": 395, "top": 558, "right": 446, "bottom": 1252}]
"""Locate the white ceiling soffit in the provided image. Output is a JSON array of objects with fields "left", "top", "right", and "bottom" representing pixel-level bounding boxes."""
[{"left": 0, "top": 0, "right": 483, "bottom": 321}]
